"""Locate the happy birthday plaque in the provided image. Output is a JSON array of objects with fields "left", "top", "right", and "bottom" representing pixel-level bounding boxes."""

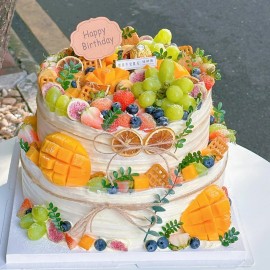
[{"left": 70, "top": 17, "right": 122, "bottom": 60}]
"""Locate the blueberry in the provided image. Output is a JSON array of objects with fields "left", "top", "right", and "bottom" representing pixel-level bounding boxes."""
[
  {"left": 152, "top": 108, "right": 164, "bottom": 119},
  {"left": 112, "top": 102, "right": 122, "bottom": 111},
  {"left": 25, "top": 208, "right": 32, "bottom": 215},
  {"left": 107, "top": 186, "right": 118, "bottom": 194},
  {"left": 85, "top": 67, "right": 95, "bottom": 74},
  {"left": 94, "top": 239, "right": 107, "bottom": 251},
  {"left": 157, "top": 236, "right": 169, "bottom": 249},
  {"left": 190, "top": 237, "right": 200, "bottom": 249},
  {"left": 156, "top": 116, "right": 168, "bottom": 126},
  {"left": 192, "top": 68, "right": 201, "bottom": 75},
  {"left": 145, "top": 106, "right": 155, "bottom": 115},
  {"left": 202, "top": 156, "right": 215, "bottom": 168},
  {"left": 192, "top": 73, "right": 200, "bottom": 79},
  {"left": 182, "top": 111, "right": 189, "bottom": 120},
  {"left": 60, "top": 221, "right": 72, "bottom": 232},
  {"left": 130, "top": 116, "right": 142, "bottom": 128},
  {"left": 126, "top": 104, "right": 139, "bottom": 115},
  {"left": 101, "top": 110, "right": 109, "bottom": 117},
  {"left": 210, "top": 115, "right": 215, "bottom": 125},
  {"left": 197, "top": 101, "right": 202, "bottom": 110},
  {"left": 145, "top": 240, "right": 158, "bottom": 252},
  {"left": 71, "top": 80, "right": 77, "bottom": 88}
]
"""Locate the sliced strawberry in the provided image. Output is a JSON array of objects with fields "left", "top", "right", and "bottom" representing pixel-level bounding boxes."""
[
  {"left": 113, "top": 90, "right": 135, "bottom": 111},
  {"left": 109, "top": 113, "right": 131, "bottom": 132},
  {"left": 91, "top": 97, "right": 113, "bottom": 111},
  {"left": 81, "top": 107, "right": 103, "bottom": 129},
  {"left": 138, "top": 113, "right": 156, "bottom": 132},
  {"left": 65, "top": 233, "right": 77, "bottom": 250},
  {"left": 200, "top": 74, "right": 215, "bottom": 90},
  {"left": 17, "top": 198, "right": 33, "bottom": 218}
]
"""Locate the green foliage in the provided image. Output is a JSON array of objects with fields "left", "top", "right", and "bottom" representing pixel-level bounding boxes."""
[
  {"left": 122, "top": 27, "right": 137, "bottom": 39},
  {"left": 219, "top": 227, "right": 240, "bottom": 247},
  {"left": 112, "top": 167, "right": 139, "bottom": 182},
  {"left": 56, "top": 60, "right": 82, "bottom": 90},
  {"left": 101, "top": 107, "right": 122, "bottom": 130},
  {"left": 178, "top": 151, "right": 203, "bottom": 171},
  {"left": 152, "top": 48, "right": 172, "bottom": 60},
  {"left": 175, "top": 118, "right": 194, "bottom": 150},
  {"left": 19, "top": 138, "right": 30, "bottom": 152},
  {"left": 159, "top": 219, "right": 183, "bottom": 238},
  {"left": 47, "top": 202, "right": 63, "bottom": 232},
  {"left": 213, "top": 102, "right": 226, "bottom": 124}
]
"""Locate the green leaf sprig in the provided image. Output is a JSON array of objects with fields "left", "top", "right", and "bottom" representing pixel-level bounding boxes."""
[
  {"left": 101, "top": 107, "right": 122, "bottom": 131},
  {"left": 175, "top": 117, "right": 194, "bottom": 151},
  {"left": 47, "top": 202, "right": 63, "bottom": 231},
  {"left": 159, "top": 220, "right": 183, "bottom": 238},
  {"left": 152, "top": 48, "right": 172, "bottom": 60},
  {"left": 213, "top": 102, "right": 226, "bottom": 124},
  {"left": 56, "top": 60, "right": 82, "bottom": 90},
  {"left": 19, "top": 138, "right": 30, "bottom": 152},
  {"left": 178, "top": 151, "right": 203, "bottom": 171},
  {"left": 122, "top": 27, "right": 137, "bottom": 39},
  {"left": 112, "top": 167, "right": 139, "bottom": 182},
  {"left": 219, "top": 227, "right": 240, "bottom": 247}
]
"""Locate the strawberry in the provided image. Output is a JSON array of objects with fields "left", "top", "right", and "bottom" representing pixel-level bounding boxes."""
[
  {"left": 91, "top": 97, "right": 113, "bottom": 111},
  {"left": 138, "top": 113, "right": 156, "bottom": 132},
  {"left": 113, "top": 90, "right": 135, "bottom": 111},
  {"left": 209, "top": 130, "right": 229, "bottom": 142},
  {"left": 109, "top": 113, "right": 131, "bottom": 132},
  {"left": 200, "top": 74, "right": 215, "bottom": 90},
  {"left": 65, "top": 233, "right": 77, "bottom": 250},
  {"left": 81, "top": 107, "right": 103, "bottom": 129},
  {"left": 17, "top": 198, "right": 33, "bottom": 218}
]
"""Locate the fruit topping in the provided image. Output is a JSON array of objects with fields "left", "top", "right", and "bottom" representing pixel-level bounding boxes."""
[
  {"left": 126, "top": 104, "right": 139, "bottom": 115},
  {"left": 130, "top": 116, "right": 142, "bottom": 128},
  {"left": 190, "top": 237, "right": 200, "bottom": 249},
  {"left": 157, "top": 236, "right": 169, "bottom": 249},
  {"left": 60, "top": 221, "right": 72, "bottom": 232},
  {"left": 78, "top": 234, "right": 95, "bottom": 250},
  {"left": 85, "top": 66, "right": 95, "bottom": 74},
  {"left": 210, "top": 115, "right": 215, "bottom": 125},
  {"left": 67, "top": 99, "right": 90, "bottom": 121},
  {"left": 200, "top": 74, "right": 215, "bottom": 90},
  {"left": 156, "top": 116, "right": 169, "bottom": 126},
  {"left": 138, "top": 113, "right": 156, "bottom": 132},
  {"left": 202, "top": 156, "right": 215, "bottom": 168},
  {"left": 91, "top": 97, "right": 113, "bottom": 112},
  {"left": 145, "top": 240, "right": 158, "bottom": 252},
  {"left": 116, "top": 79, "right": 133, "bottom": 91},
  {"left": 81, "top": 107, "right": 103, "bottom": 129},
  {"left": 19, "top": 213, "right": 34, "bottom": 229},
  {"left": 133, "top": 174, "right": 150, "bottom": 190},
  {"left": 151, "top": 108, "right": 164, "bottom": 119},
  {"left": 109, "top": 113, "right": 131, "bottom": 132},
  {"left": 138, "top": 90, "right": 156, "bottom": 108},
  {"left": 18, "top": 124, "right": 39, "bottom": 145},
  {"left": 113, "top": 90, "right": 135, "bottom": 111},
  {"left": 94, "top": 238, "right": 107, "bottom": 251},
  {"left": 17, "top": 198, "right": 34, "bottom": 218},
  {"left": 169, "top": 233, "right": 190, "bottom": 250},
  {"left": 107, "top": 186, "right": 118, "bottom": 194},
  {"left": 107, "top": 240, "right": 128, "bottom": 251},
  {"left": 55, "top": 95, "right": 70, "bottom": 116},
  {"left": 47, "top": 220, "right": 64, "bottom": 243},
  {"left": 165, "top": 104, "right": 184, "bottom": 121},
  {"left": 65, "top": 233, "right": 77, "bottom": 250},
  {"left": 129, "top": 69, "right": 145, "bottom": 83},
  {"left": 32, "top": 206, "right": 48, "bottom": 222},
  {"left": 87, "top": 176, "right": 107, "bottom": 192},
  {"left": 27, "top": 222, "right": 47, "bottom": 240}
]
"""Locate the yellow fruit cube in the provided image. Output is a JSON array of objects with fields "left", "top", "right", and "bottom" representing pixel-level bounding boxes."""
[
  {"left": 181, "top": 164, "right": 198, "bottom": 181},
  {"left": 133, "top": 174, "right": 150, "bottom": 190},
  {"left": 78, "top": 235, "right": 95, "bottom": 250}
]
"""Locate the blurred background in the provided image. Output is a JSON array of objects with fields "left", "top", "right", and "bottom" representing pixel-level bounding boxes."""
[{"left": 1, "top": 0, "right": 269, "bottom": 161}]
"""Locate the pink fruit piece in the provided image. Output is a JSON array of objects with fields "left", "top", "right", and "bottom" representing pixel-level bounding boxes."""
[
  {"left": 138, "top": 113, "right": 156, "bottom": 132},
  {"left": 91, "top": 98, "right": 113, "bottom": 111},
  {"left": 108, "top": 113, "right": 131, "bottom": 132},
  {"left": 17, "top": 198, "right": 33, "bottom": 218},
  {"left": 200, "top": 74, "right": 215, "bottom": 91},
  {"left": 41, "top": 82, "right": 65, "bottom": 98},
  {"left": 129, "top": 69, "right": 145, "bottom": 83},
  {"left": 81, "top": 107, "right": 103, "bottom": 129},
  {"left": 113, "top": 90, "right": 135, "bottom": 111},
  {"left": 107, "top": 240, "right": 128, "bottom": 251},
  {"left": 65, "top": 233, "right": 77, "bottom": 250},
  {"left": 47, "top": 220, "right": 64, "bottom": 243},
  {"left": 18, "top": 124, "right": 39, "bottom": 144},
  {"left": 67, "top": 99, "right": 90, "bottom": 121}
]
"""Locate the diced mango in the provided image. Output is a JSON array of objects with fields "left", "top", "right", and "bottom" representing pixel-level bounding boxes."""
[
  {"left": 201, "top": 148, "right": 213, "bottom": 156},
  {"left": 78, "top": 235, "right": 95, "bottom": 250},
  {"left": 26, "top": 145, "right": 39, "bottom": 166},
  {"left": 133, "top": 174, "right": 150, "bottom": 190},
  {"left": 181, "top": 164, "right": 198, "bottom": 181}
]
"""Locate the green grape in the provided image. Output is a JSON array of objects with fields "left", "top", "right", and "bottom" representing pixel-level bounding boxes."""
[
  {"left": 153, "top": 29, "right": 172, "bottom": 45},
  {"left": 165, "top": 104, "right": 184, "bottom": 121},
  {"left": 166, "top": 85, "right": 183, "bottom": 102},
  {"left": 20, "top": 213, "right": 34, "bottom": 229},
  {"left": 131, "top": 82, "right": 144, "bottom": 98},
  {"left": 32, "top": 206, "right": 48, "bottom": 222},
  {"left": 209, "top": 123, "right": 227, "bottom": 133},
  {"left": 160, "top": 98, "right": 174, "bottom": 110},
  {"left": 87, "top": 177, "right": 106, "bottom": 192},
  {"left": 27, "top": 222, "right": 46, "bottom": 240},
  {"left": 158, "top": 59, "right": 175, "bottom": 85},
  {"left": 45, "top": 87, "right": 62, "bottom": 112},
  {"left": 172, "top": 78, "right": 194, "bottom": 94},
  {"left": 142, "top": 78, "right": 161, "bottom": 92},
  {"left": 138, "top": 40, "right": 153, "bottom": 50},
  {"left": 193, "top": 163, "right": 208, "bottom": 176},
  {"left": 138, "top": 91, "right": 156, "bottom": 108},
  {"left": 166, "top": 46, "right": 180, "bottom": 61},
  {"left": 177, "top": 94, "right": 196, "bottom": 111},
  {"left": 55, "top": 95, "right": 70, "bottom": 116},
  {"left": 145, "top": 67, "right": 159, "bottom": 78},
  {"left": 150, "top": 43, "right": 165, "bottom": 53}
]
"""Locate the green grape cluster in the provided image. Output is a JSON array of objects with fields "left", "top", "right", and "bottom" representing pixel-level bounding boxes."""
[{"left": 131, "top": 59, "right": 197, "bottom": 121}]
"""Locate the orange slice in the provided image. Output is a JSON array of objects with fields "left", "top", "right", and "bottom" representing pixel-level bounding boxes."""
[
  {"left": 111, "top": 129, "right": 143, "bottom": 157},
  {"left": 144, "top": 128, "right": 175, "bottom": 154},
  {"left": 56, "top": 56, "right": 83, "bottom": 72}
]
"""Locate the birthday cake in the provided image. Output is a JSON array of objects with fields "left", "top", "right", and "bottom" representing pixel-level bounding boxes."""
[{"left": 17, "top": 18, "right": 239, "bottom": 252}]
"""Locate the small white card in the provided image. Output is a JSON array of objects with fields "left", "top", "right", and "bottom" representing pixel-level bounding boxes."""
[{"left": 115, "top": 56, "right": 157, "bottom": 70}]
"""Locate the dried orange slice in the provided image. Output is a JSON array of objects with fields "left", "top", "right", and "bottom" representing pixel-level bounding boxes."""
[
  {"left": 144, "top": 128, "right": 175, "bottom": 154},
  {"left": 111, "top": 129, "right": 143, "bottom": 157},
  {"left": 56, "top": 56, "right": 83, "bottom": 71}
]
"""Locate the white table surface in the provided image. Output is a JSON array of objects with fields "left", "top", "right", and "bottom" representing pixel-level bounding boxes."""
[{"left": 0, "top": 138, "right": 270, "bottom": 270}]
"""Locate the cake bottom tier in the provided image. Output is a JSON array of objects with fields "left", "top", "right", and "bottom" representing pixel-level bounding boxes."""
[{"left": 21, "top": 151, "right": 228, "bottom": 249}]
